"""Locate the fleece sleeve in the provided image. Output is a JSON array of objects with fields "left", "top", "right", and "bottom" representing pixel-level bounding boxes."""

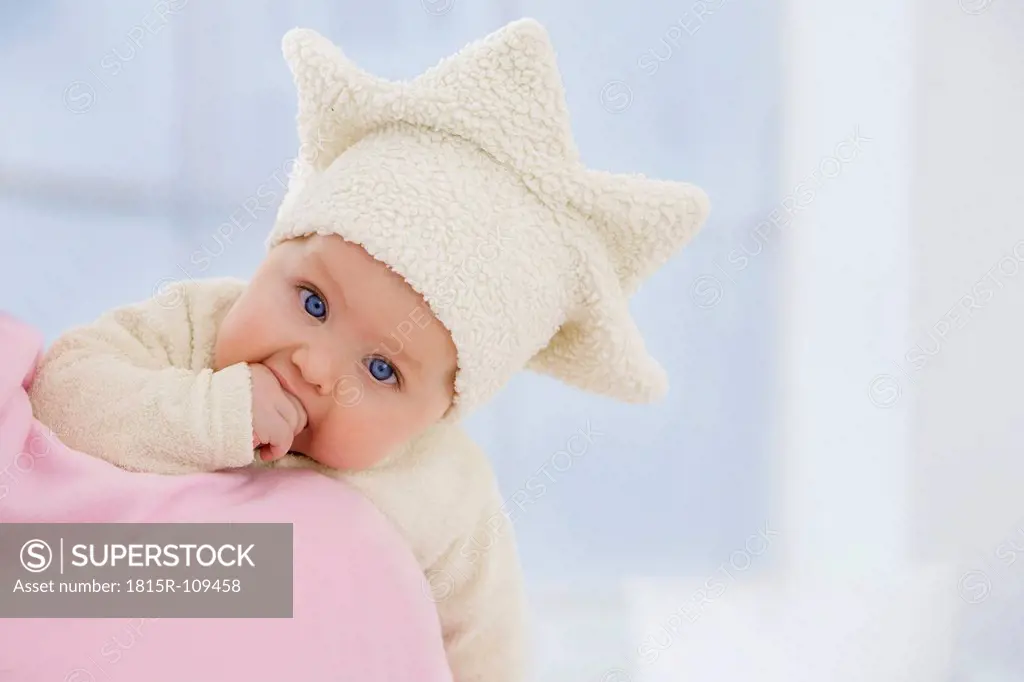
[
  {"left": 432, "top": 486, "right": 530, "bottom": 682},
  {"left": 27, "top": 279, "right": 256, "bottom": 474}
]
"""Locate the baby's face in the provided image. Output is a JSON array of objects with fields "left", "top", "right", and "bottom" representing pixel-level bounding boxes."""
[{"left": 213, "top": 234, "right": 457, "bottom": 470}]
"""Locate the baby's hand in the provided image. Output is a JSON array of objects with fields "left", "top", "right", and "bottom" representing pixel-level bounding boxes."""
[{"left": 249, "top": 363, "right": 307, "bottom": 463}]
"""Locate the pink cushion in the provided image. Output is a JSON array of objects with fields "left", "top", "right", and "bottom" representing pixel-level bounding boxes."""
[{"left": 0, "top": 313, "right": 452, "bottom": 682}]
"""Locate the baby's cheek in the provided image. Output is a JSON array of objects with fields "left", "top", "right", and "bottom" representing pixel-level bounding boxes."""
[
  {"left": 216, "top": 312, "right": 264, "bottom": 367},
  {"left": 318, "top": 419, "right": 392, "bottom": 471},
  {"left": 310, "top": 416, "right": 361, "bottom": 466}
]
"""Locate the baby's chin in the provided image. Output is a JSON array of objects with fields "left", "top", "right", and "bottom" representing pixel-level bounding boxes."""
[
  {"left": 260, "top": 451, "right": 334, "bottom": 473},
  {"left": 284, "top": 447, "right": 359, "bottom": 472}
]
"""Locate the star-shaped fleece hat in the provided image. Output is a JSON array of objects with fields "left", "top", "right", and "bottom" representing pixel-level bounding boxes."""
[{"left": 266, "top": 17, "right": 711, "bottom": 423}]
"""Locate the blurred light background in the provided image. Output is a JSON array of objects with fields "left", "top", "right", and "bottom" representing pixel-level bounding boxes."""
[{"left": 0, "top": 0, "right": 1021, "bottom": 680}]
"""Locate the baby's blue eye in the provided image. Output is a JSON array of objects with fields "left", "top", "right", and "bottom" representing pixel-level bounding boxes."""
[
  {"left": 366, "top": 357, "right": 397, "bottom": 385},
  {"left": 299, "top": 288, "right": 327, "bottom": 320}
]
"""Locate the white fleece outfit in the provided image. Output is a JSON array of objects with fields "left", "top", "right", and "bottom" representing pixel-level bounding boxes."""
[
  {"left": 30, "top": 17, "right": 711, "bottom": 682},
  {"left": 28, "top": 277, "right": 526, "bottom": 682}
]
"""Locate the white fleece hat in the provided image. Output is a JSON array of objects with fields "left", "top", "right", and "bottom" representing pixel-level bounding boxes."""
[{"left": 267, "top": 18, "right": 711, "bottom": 423}]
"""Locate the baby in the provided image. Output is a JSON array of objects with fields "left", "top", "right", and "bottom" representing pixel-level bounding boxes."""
[{"left": 28, "top": 18, "right": 709, "bottom": 682}]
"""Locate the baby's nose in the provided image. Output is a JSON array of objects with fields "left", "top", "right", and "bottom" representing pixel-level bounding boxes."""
[{"left": 292, "top": 347, "right": 341, "bottom": 397}]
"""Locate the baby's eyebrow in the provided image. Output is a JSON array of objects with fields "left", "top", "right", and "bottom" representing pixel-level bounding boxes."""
[
  {"left": 309, "top": 252, "right": 350, "bottom": 312},
  {"left": 382, "top": 340, "right": 421, "bottom": 372}
]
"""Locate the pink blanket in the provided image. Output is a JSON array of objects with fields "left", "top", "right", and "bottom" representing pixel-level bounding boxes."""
[{"left": 0, "top": 313, "right": 452, "bottom": 682}]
